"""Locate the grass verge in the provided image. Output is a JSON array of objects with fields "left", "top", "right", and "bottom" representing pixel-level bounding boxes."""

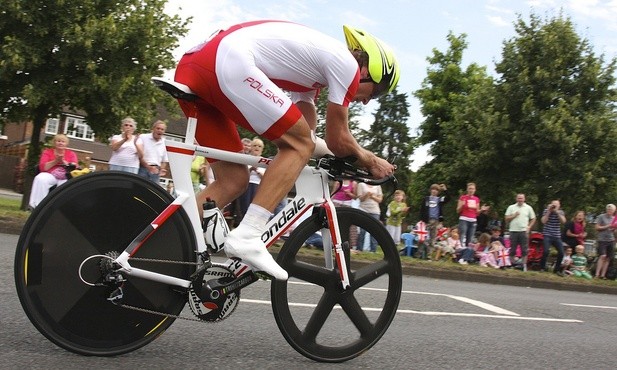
[{"left": 0, "top": 197, "right": 28, "bottom": 221}]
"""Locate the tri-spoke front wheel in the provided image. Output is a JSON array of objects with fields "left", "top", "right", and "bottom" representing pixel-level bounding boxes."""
[{"left": 271, "top": 207, "right": 402, "bottom": 362}]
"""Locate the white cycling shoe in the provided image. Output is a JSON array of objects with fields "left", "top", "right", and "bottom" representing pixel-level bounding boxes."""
[{"left": 224, "top": 225, "right": 288, "bottom": 280}]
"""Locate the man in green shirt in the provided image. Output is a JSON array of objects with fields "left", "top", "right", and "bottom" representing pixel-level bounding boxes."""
[{"left": 505, "top": 194, "right": 536, "bottom": 271}]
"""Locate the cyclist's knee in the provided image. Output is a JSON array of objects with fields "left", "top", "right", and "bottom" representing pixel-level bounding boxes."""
[{"left": 276, "top": 120, "right": 314, "bottom": 160}]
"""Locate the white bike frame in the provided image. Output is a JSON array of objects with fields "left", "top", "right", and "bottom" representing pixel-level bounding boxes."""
[{"left": 113, "top": 115, "right": 351, "bottom": 289}]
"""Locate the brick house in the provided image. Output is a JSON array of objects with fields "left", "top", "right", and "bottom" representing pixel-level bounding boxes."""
[{"left": 0, "top": 109, "right": 186, "bottom": 192}]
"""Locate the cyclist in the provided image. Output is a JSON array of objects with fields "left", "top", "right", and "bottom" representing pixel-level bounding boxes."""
[{"left": 173, "top": 20, "right": 399, "bottom": 280}]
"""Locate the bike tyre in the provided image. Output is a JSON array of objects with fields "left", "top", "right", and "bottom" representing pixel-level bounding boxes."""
[
  {"left": 14, "top": 172, "right": 196, "bottom": 356},
  {"left": 271, "top": 207, "right": 402, "bottom": 362}
]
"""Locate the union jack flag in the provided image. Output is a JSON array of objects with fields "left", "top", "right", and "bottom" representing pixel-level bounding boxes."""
[
  {"left": 414, "top": 221, "right": 428, "bottom": 243},
  {"left": 436, "top": 226, "right": 449, "bottom": 241},
  {"left": 497, "top": 248, "right": 511, "bottom": 267}
]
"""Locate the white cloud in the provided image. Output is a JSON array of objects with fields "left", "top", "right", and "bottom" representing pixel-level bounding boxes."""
[
  {"left": 525, "top": 0, "right": 558, "bottom": 8},
  {"left": 487, "top": 15, "right": 511, "bottom": 27},
  {"left": 568, "top": 0, "right": 617, "bottom": 21}
]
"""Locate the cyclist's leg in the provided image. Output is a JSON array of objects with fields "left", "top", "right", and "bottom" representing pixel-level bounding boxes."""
[
  {"left": 176, "top": 94, "right": 249, "bottom": 213},
  {"left": 225, "top": 120, "right": 314, "bottom": 280},
  {"left": 196, "top": 161, "right": 248, "bottom": 208},
  {"left": 253, "top": 121, "right": 314, "bottom": 210},
  {"left": 176, "top": 47, "right": 314, "bottom": 279}
]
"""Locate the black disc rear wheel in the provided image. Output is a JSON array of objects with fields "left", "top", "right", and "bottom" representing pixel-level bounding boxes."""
[{"left": 14, "top": 172, "right": 196, "bottom": 356}]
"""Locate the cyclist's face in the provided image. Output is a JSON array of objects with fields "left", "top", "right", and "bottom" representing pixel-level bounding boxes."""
[{"left": 353, "top": 81, "right": 375, "bottom": 105}]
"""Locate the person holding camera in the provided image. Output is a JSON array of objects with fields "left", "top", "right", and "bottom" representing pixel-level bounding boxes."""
[
  {"left": 540, "top": 199, "right": 567, "bottom": 274},
  {"left": 28, "top": 134, "right": 78, "bottom": 209}
]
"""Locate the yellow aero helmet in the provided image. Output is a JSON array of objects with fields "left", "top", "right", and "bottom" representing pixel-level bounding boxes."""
[{"left": 343, "top": 25, "right": 400, "bottom": 97}]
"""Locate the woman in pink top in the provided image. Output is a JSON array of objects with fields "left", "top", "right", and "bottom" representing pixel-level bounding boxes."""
[
  {"left": 456, "top": 182, "right": 488, "bottom": 247},
  {"left": 28, "top": 134, "right": 78, "bottom": 209},
  {"left": 332, "top": 179, "right": 357, "bottom": 207}
]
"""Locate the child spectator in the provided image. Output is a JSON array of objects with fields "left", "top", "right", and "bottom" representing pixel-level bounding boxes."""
[
  {"left": 571, "top": 245, "right": 592, "bottom": 279},
  {"left": 385, "top": 190, "right": 410, "bottom": 245},
  {"left": 434, "top": 227, "right": 459, "bottom": 261},
  {"left": 475, "top": 233, "right": 500, "bottom": 268},
  {"left": 561, "top": 246, "right": 574, "bottom": 275},
  {"left": 489, "top": 225, "right": 505, "bottom": 246},
  {"left": 413, "top": 220, "right": 430, "bottom": 259},
  {"left": 420, "top": 183, "right": 449, "bottom": 250},
  {"left": 455, "top": 228, "right": 476, "bottom": 265}
]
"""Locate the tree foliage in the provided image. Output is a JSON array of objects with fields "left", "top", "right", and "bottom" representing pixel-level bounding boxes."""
[
  {"left": 491, "top": 13, "right": 617, "bottom": 213},
  {"left": 0, "top": 0, "right": 189, "bottom": 158},
  {"left": 412, "top": 13, "right": 617, "bottom": 225},
  {"left": 360, "top": 88, "right": 414, "bottom": 199},
  {"left": 411, "top": 32, "right": 495, "bottom": 221}
]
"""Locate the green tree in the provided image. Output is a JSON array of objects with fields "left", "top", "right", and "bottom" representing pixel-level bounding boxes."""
[
  {"left": 0, "top": 0, "right": 188, "bottom": 207},
  {"left": 492, "top": 12, "right": 617, "bottom": 212},
  {"left": 411, "top": 32, "right": 494, "bottom": 221},
  {"left": 361, "top": 88, "right": 414, "bottom": 200},
  {"left": 412, "top": 14, "right": 617, "bottom": 221}
]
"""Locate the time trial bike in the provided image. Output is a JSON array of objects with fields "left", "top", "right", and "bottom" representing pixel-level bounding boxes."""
[{"left": 14, "top": 77, "right": 403, "bottom": 363}]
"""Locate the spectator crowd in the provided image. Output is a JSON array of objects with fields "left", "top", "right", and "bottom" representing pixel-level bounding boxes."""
[{"left": 28, "top": 119, "right": 616, "bottom": 282}]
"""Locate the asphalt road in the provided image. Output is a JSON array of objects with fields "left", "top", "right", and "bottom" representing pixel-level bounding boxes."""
[{"left": 2, "top": 232, "right": 617, "bottom": 369}]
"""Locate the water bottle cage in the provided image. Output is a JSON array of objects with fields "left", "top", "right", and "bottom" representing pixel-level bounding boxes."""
[{"left": 203, "top": 208, "right": 229, "bottom": 253}]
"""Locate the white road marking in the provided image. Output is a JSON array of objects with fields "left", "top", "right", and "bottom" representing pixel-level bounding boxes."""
[
  {"left": 247, "top": 281, "right": 581, "bottom": 323},
  {"left": 561, "top": 303, "right": 617, "bottom": 310},
  {"left": 401, "top": 290, "right": 520, "bottom": 316},
  {"left": 241, "top": 298, "right": 582, "bottom": 323}
]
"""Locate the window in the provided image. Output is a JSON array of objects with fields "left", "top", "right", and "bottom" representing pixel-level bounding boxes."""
[
  {"left": 45, "top": 118, "right": 59, "bottom": 134},
  {"left": 65, "top": 116, "right": 95, "bottom": 141},
  {"left": 165, "top": 135, "right": 183, "bottom": 143}
]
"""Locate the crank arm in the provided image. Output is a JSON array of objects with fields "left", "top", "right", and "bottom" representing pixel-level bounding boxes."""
[{"left": 205, "top": 271, "right": 259, "bottom": 300}]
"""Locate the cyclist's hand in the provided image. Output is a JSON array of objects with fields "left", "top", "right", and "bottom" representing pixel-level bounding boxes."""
[{"left": 367, "top": 155, "right": 395, "bottom": 179}]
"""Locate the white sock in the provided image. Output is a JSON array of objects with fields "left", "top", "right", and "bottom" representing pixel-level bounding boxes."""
[{"left": 242, "top": 204, "right": 272, "bottom": 230}]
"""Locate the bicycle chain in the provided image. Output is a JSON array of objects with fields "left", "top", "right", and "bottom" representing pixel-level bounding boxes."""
[
  {"left": 113, "top": 256, "right": 236, "bottom": 323},
  {"left": 129, "top": 257, "right": 201, "bottom": 265}
]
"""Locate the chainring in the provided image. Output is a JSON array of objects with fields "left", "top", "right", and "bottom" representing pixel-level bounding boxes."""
[{"left": 188, "top": 264, "right": 240, "bottom": 322}]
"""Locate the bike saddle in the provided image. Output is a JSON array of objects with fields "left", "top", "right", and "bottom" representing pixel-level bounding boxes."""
[{"left": 151, "top": 77, "right": 199, "bottom": 102}]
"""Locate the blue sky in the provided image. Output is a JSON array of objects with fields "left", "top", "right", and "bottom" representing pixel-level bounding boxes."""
[{"left": 164, "top": 0, "right": 617, "bottom": 169}]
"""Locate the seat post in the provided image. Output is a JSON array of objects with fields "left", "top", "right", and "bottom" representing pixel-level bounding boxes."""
[{"left": 186, "top": 115, "right": 197, "bottom": 145}]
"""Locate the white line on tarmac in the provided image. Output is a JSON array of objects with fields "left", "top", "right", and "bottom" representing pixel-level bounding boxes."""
[
  {"left": 401, "top": 290, "right": 520, "bottom": 316},
  {"left": 561, "top": 303, "right": 617, "bottom": 310},
  {"left": 270, "top": 281, "right": 579, "bottom": 322},
  {"left": 241, "top": 298, "right": 582, "bottom": 323},
  {"left": 287, "top": 281, "right": 518, "bottom": 316}
]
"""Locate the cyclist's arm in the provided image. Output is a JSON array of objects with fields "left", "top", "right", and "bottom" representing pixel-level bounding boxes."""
[{"left": 324, "top": 102, "right": 391, "bottom": 177}]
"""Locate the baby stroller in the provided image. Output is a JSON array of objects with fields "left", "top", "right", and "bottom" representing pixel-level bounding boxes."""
[{"left": 525, "top": 232, "right": 544, "bottom": 270}]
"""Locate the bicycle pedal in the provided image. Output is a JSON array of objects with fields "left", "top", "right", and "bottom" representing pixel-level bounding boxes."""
[{"left": 254, "top": 272, "right": 273, "bottom": 280}]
